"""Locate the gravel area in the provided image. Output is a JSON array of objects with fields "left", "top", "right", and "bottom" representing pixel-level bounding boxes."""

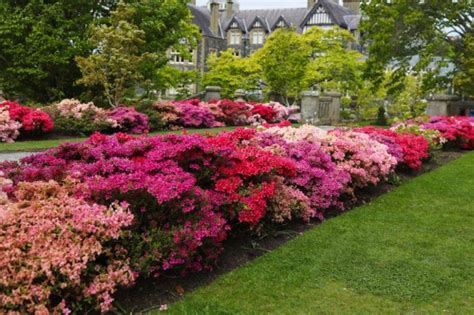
[{"left": 0, "top": 152, "right": 35, "bottom": 162}]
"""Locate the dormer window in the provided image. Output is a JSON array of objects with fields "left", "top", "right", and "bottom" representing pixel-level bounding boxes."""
[
  {"left": 308, "top": 6, "right": 332, "bottom": 25},
  {"left": 253, "top": 21, "right": 261, "bottom": 28},
  {"left": 230, "top": 22, "right": 238, "bottom": 28},
  {"left": 229, "top": 32, "right": 241, "bottom": 45},
  {"left": 252, "top": 30, "right": 265, "bottom": 45},
  {"left": 277, "top": 20, "right": 286, "bottom": 28}
]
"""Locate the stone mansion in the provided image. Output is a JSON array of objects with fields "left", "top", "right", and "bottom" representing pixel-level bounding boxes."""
[{"left": 166, "top": 0, "right": 362, "bottom": 98}]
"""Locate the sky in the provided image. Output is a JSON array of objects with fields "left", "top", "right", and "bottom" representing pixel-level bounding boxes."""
[{"left": 196, "top": 0, "right": 308, "bottom": 10}]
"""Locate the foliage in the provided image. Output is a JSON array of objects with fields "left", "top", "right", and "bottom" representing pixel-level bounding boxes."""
[
  {"left": 0, "top": 1, "right": 113, "bottom": 102},
  {"left": 76, "top": 2, "right": 153, "bottom": 107},
  {"left": 376, "top": 106, "right": 388, "bottom": 126},
  {"left": 302, "top": 27, "right": 363, "bottom": 94},
  {"left": 454, "top": 29, "right": 474, "bottom": 97},
  {"left": 388, "top": 76, "right": 427, "bottom": 120},
  {"left": 0, "top": 179, "right": 135, "bottom": 313},
  {"left": 361, "top": 0, "right": 473, "bottom": 95},
  {"left": 253, "top": 29, "right": 309, "bottom": 102},
  {"left": 204, "top": 50, "right": 262, "bottom": 98}
]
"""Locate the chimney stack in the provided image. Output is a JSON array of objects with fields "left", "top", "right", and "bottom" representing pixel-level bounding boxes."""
[
  {"left": 308, "top": 0, "right": 316, "bottom": 8},
  {"left": 210, "top": 0, "right": 220, "bottom": 36},
  {"left": 226, "top": 0, "right": 234, "bottom": 19},
  {"left": 189, "top": 0, "right": 196, "bottom": 5}
]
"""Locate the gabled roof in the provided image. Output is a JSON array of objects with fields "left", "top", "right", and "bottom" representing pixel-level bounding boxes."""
[
  {"left": 222, "top": 8, "right": 309, "bottom": 33},
  {"left": 271, "top": 15, "right": 291, "bottom": 30},
  {"left": 300, "top": 0, "right": 355, "bottom": 29},
  {"left": 189, "top": 1, "right": 360, "bottom": 38},
  {"left": 249, "top": 16, "right": 271, "bottom": 32},
  {"left": 188, "top": 4, "right": 214, "bottom": 37}
]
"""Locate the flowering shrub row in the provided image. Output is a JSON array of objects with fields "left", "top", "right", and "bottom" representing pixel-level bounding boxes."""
[
  {"left": 0, "top": 120, "right": 471, "bottom": 312},
  {"left": 44, "top": 99, "right": 149, "bottom": 136},
  {"left": 0, "top": 101, "right": 54, "bottom": 142},
  {"left": 391, "top": 116, "right": 474, "bottom": 150},
  {"left": 152, "top": 99, "right": 298, "bottom": 129}
]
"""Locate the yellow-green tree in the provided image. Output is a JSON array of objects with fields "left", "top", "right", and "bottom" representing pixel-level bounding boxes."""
[{"left": 204, "top": 49, "right": 261, "bottom": 98}]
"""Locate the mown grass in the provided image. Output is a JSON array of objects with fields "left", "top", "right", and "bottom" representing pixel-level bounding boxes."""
[
  {"left": 0, "top": 127, "right": 238, "bottom": 153},
  {"left": 159, "top": 152, "right": 474, "bottom": 314}
]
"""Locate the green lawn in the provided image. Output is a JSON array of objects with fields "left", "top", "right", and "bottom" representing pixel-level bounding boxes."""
[
  {"left": 0, "top": 127, "right": 238, "bottom": 153},
  {"left": 161, "top": 152, "right": 474, "bottom": 314}
]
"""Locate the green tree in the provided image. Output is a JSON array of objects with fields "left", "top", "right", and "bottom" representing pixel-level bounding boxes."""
[
  {"left": 76, "top": 2, "right": 152, "bottom": 107},
  {"left": 389, "top": 75, "right": 427, "bottom": 119},
  {"left": 0, "top": 0, "right": 199, "bottom": 103},
  {"left": 302, "top": 27, "right": 364, "bottom": 94},
  {"left": 204, "top": 49, "right": 261, "bottom": 98},
  {"left": 0, "top": 1, "right": 114, "bottom": 102},
  {"left": 362, "top": 0, "right": 473, "bottom": 96},
  {"left": 454, "top": 27, "right": 474, "bottom": 97},
  {"left": 254, "top": 29, "right": 310, "bottom": 103}
]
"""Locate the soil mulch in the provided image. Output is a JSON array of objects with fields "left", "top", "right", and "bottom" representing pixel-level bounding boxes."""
[{"left": 113, "top": 150, "right": 465, "bottom": 314}]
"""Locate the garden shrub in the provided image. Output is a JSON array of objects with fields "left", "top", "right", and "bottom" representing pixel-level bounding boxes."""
[
  {"left": 106, "top": 106, "right": 149, "bottom": 134},
  {"left": 421, "top": 116, "right": 474, "bottom": 150},
  {"left": 356, "top": 126, "right": 430, "bottom": 170},
  {"left": 0, "top": 107, "right": 21, "bottom": 143},
  {"left": 0, "top": 180, "right": 135, "bottom": 314},
  {"left": 0, "top": 100, "right": 53, "bottom": 137}
]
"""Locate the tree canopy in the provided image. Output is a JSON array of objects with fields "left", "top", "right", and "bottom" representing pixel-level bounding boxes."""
[
  {"left": 362, "top": 0, "right": 473, "bottom": 96},
  {"left": 204, "top": 49, "right": 261, "bottom": 99},
  {"left": 0, "top": 0, "right": 199, "bottom": 103}
]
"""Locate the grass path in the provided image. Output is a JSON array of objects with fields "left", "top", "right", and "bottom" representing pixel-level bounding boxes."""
[
  {"left": 162, "top": 152, "right": 474, "bottom": 314},
  {"left": 0, "top": 127, "right": 238, "bottom": 153}
]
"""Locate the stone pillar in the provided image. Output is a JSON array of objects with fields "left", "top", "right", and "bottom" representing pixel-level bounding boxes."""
[
  {"left": 234, "top": 89, "right": 246, "bottom": 102},
  {"left": 325, "top": 91, "right": 342, "bottom": 124},
  {"left": 301, "top": 91, "right": 320, "bottom": 122},
  {"left": 426, "top": 94, "right": 460, "bottom": 116},
  {"left": 205, "top": 86, "right": 221, "bottom": 101}
]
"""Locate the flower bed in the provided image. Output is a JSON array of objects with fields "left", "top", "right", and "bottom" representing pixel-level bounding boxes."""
[
  {"left": 0, "top": 101, "right": 53, "bottom": 142},
  {"left": 152, "top": 99, "right": 297, "bottom": 129},
  {"left": 44, "top": 99, "right": 149, "bottom": 136},
  {"left": 1, "top": 118, "right": 473, "bottom": 312}
]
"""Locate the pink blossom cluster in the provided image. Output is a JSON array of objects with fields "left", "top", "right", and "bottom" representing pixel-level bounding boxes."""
[
  {"left": 263, "top": 125, "right": 398, "bottom": 189},
  {"left": 0, "top": 180, "right": 135, "bottom": 314},
  {"left": 0, "top": 107, "right": 21, "bottom": 143},
  {"left": 356, "top": 127, "right": 430, "bottom": 170},
  {"left": 0, "top": 101, "right": 53, "bottom": 141}
]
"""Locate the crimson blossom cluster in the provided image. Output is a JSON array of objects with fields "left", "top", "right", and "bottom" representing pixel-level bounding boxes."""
[
  {"left": 0, "top": 101, "right": 54, "bottom": 142},
  {"left": 0, "top": 121, "right": 470, "bottom": 313}
]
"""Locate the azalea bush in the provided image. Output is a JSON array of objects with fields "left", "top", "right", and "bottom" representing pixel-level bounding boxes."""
[
  {"left": 151, "top": 99, "right": 293, "bottom": 129},
  {"left": 264, "top": 125, "right": 397, "bottom": 189},
  {"left": 356, "top": 127, "right": 430, "bottom": 170},
  {"left": 421, "top": 116, "right": 474, "bottom": 150},
  {"left": 0, "top": 100, "right": 53, "bottom": 139},
  {"left": 44, "top": 99, "right": 114, "bottom": 136},
  {"left": 0, "top": 107, "right": 21, "bottom": 143},
  {"left": 106, "top": 106, "right": 149, "bottom": 134},
  {"left": 0, "top": 179, "right": 135, "bottom": 314}
]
